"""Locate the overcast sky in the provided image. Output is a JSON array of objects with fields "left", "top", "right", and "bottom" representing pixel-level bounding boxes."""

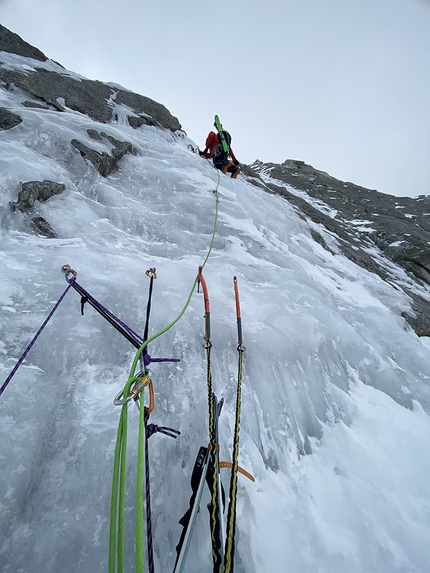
[{"left": 1, "top": 0, "right": 429, "bottom": 197}]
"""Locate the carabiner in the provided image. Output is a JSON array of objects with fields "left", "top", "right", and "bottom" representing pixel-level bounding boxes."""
[
  {"left": 114, "top": 389, "right": 134, "bottom": 406},
  {"left": 130, "top": 373, "right": 151, "bottom": 399},
  {"left": 133, "top": 375, "right": 155, "bottom": 413},
  {"left": 114, "top": 372, "right": 153, "bottom": 408},
  {"left": 61, "top": 264, "right": 77, "bottom": 283}
]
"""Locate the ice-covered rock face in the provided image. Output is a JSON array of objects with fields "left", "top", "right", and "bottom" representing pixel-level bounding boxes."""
[
  {"left": 1, "top": 26, "right": 430, "bottom": 573},
  {"left": 249, "top": 160, "right": 430, "bottom": 335},
  {"left": 0, "top": 24, "right": 182, "bottom": 131}
]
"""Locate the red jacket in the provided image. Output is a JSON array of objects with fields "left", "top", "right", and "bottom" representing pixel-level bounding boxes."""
[
  {"left": 201, "top": 131, "right": 237, "bottom": 163},
  {"left": 201, "top": 131, "right": 220, "bottom": 158}
]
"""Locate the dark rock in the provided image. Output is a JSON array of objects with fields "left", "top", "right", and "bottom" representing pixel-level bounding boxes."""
[
  {"left": 127, "top": 115, "right": 158, "bottom": 129},
  {"left": 86, "top": 129, "right": 104, "bottom": 141},
  {"left": 0, "top": 107, "right": 22, "bottom": 130},
  {"left": 114, "top": 90, "right": 181, "bottom": 131},
  {"left": 0, "top": 24, "right": 48, "bottom": 62},
  {"left": 240, "top": 163, "right": 267, "bottom": 189},
  {"left": 15, "top": 180, "right": 66, "bottom": 212},
  {"left": 0, "top": 67, "right": 113, "bottom": 121},
  {"left": 310, "top": 229, "right": 333, "bottom": 254},
  {"left": 22, "top": 101, "right": 50, "bottom": 110},
  {"left": 0, "top": 66, "right": 182, "bottom": 131},
  {"left": 30, "top": 216, "right": 57, "bottom": 238},
  {"left": 71, "top": 130, "right": 133, "bottom": 177}
]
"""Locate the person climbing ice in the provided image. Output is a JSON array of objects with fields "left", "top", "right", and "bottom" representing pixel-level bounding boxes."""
[{"left": 200, "top": 118, "right": 240, "bottom": 179}]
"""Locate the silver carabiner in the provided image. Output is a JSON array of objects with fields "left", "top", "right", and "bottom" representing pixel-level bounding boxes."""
[
  {"left": 114, "top": 389, "right": 133, "bottom": 406},
  {"left": 114, "top": 370, "right": 152, "bottom": 406},
  {"left": 61, "top": 264, "right": 77, "bottom": 283}
]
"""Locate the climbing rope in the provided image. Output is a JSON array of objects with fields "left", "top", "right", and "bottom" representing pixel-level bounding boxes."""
[
  {"left": 224, "top": 277, "right": 247, "bottom": 573},
  {"left": 0, "top": 282, "right": 73, "bottom": 397},
  {"left": 197, "top": 268, "right": 224, "bottom": 572},
  {"left": 109, "top": 170, "right": 221, "bottom": 573}
]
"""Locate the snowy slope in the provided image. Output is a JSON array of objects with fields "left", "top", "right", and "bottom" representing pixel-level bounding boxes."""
[{"left": 1, "top": 56, "right": 430, "bottom": 573}]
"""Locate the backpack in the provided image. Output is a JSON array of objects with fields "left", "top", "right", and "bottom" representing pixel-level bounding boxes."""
[
  {"left": 212, "top": 131, "right": 231, "bottom": 160},
  {"left": 222, "top": 131, "right": 232, "bottom": 147}
]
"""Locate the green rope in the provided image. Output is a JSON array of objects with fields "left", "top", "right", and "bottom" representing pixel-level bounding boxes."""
[
  {"left": 109, "top": 397, "right": 129, "bottom": 573},
  {"left": 136, "top": 398, "right": 146, "bottom": 572},
  {"left": 201, "top": 171, "right": 220, "bottom": 270},
  {"left": 108, "top": 170, "right": 221, "bottom": 573}
]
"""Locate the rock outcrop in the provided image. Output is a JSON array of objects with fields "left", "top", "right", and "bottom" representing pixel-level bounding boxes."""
[
  {"left": 0, "top": 25, "right": 181, "bottom": 131},
  {"left": 249, "top": 159, "right": 430, "bottom": 335},
  {"left": 0, "top": 107, "right": 22, "bottom": 130},
  {"left": 0, "top": 24, "right": 48, "bottom": 62},
  {"left": 71, "top": 130, "right": 133, "bottom": 177},
  {"left": 13, "top": 180, "right": 66, "bottom": 212},
  {"left": 30, "top": 216, "right": 57, "bottom": 239}
]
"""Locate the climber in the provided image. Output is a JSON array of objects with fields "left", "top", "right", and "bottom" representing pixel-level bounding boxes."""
[{"left": 200, "top": 127, "right": 240, "bottom": 179}]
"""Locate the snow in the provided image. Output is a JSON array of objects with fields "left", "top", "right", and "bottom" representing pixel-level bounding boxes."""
[
  {"left": 1, "top": 54, "right": 430, "bottom": 573},
  {"left": 261, "top": 173, "right": 340, "bottom": 220},
  {"left": 0, "top": 50, "right": 86, "bottom": 80}
]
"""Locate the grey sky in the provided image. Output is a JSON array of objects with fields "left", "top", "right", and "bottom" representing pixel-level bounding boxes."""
[{"left": 1, "top": 0, "right": 429, "bottom": 197}]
